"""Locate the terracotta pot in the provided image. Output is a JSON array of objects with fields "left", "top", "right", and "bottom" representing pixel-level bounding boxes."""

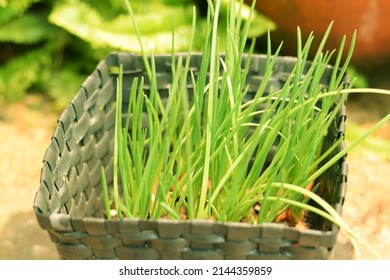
[{"left": 248, "top": 0, "right": 390, "bottom": 66}]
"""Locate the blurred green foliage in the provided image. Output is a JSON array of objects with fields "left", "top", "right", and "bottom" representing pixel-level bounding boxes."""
[
  {"left": 347, "top": 66, "right": 369, "bottom": 89},
  {"left": 0, "top": 0, "right": 88, "bottom": 109},
  {"left": 0, "top": 0, "right": 275, "bottom": 110}
]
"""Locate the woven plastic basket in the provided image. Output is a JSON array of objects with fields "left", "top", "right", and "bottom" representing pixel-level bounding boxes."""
[{"left": 33, "top": 52, "right": 348, "bottom": 260}]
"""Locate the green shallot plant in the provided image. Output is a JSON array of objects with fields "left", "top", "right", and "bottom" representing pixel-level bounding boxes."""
[{"left": 101, "top": 0, "right": 390, "bottom": 258}]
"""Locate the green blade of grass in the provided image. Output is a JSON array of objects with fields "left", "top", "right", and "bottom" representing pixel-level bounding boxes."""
[
  {"left": 197, "top": 0, "right": 221, "bottom": 219},
  {"left": 100, "top": 166, "right": 111, "bottom": 220},
  {"left": 264, "top": 182, "right": 381, "bottom": 259}
]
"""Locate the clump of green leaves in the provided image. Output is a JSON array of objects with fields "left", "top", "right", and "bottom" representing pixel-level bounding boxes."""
[
  {"left": 105, "top": 0, "right": 389, "bottom": 222},
  {"left": 101, "top": 0, "right": 339, "bottom": 222},
  {"left": 101, "top": 0, "right": 390, "bottom": 259}
]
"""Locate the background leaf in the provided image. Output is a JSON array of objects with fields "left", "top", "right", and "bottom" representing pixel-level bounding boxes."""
[
  {"left": 0, "top": 48, "right": 51, "bottom": 103},
  {"left": 0, "top": 12, "right": 55, "bottom": 44},
  {"left": 0, "top": 0, "right": 42, "bottom": 24},
  {"left": 48, "top": 0, "right": 197, "bottom": 52}
]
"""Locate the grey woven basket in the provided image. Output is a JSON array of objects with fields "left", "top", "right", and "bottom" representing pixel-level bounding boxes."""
[{"left": 33, "top": 52, "right": 348, "bottom": 260}]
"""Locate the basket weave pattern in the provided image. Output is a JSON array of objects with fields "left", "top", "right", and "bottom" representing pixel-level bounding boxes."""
[{"left": 34, "top": 53, "right": 348, "bottom": 260}]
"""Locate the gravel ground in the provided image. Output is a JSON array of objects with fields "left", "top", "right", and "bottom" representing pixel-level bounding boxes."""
[
  {"left": 0, "top": 95, "right": 58, "bottom": 259},
  {"left": 0, "top": 92, "right": 388, "bottom": 260}
]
